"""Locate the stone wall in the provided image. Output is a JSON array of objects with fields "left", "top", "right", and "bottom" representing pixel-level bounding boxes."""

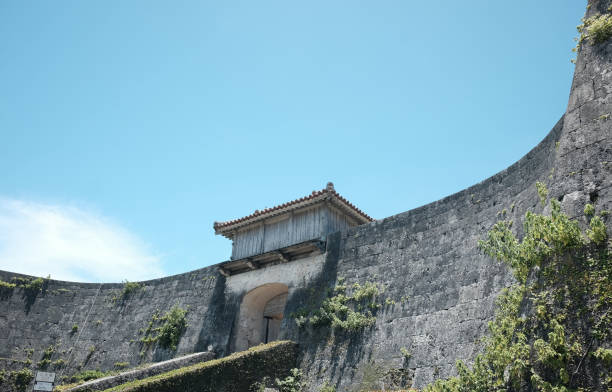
[
  {"left": 284, "top": 1, "right": 612, "bottom": 389},
  {"left": 0, "top": 1, "right": 610, "bottom": 391},
  {"left": 61, "top": 352, "right": 214, "bottom": 392},
  {"left": 0, "top": 253, "right": 328, "bottom": 389},
  {"left": 0, "top": 266, "right": 237, "bottom": 384},
  {"left": 284, "top": 117, "right": 564, "bottom": 390}
]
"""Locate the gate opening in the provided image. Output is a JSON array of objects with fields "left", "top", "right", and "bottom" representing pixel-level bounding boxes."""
[{"left": 235, "top": 283, "right": 288, "bottom": 352}]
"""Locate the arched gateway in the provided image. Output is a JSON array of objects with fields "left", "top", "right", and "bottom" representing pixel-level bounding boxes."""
[
  {"left": 235, "top": 283, "right": 288, "bottom": 351},
  {"left": 214, "top": 182, "right": 373, "bottom": 352}
]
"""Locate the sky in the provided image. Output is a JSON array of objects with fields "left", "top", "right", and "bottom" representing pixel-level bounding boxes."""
[{"left": 0, "top": 1, "right": 587, "bottom": 282}]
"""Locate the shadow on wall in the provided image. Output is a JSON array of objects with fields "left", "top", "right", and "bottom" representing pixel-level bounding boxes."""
[
  {"left": 195, "top": 274, "right": 240, "bottom": 357},
  {"left": 279, "top": 231, "right": 382, "bottom": 389}
]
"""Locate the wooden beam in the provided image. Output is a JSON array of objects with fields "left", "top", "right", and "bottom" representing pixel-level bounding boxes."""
[
  {"left": 245, "top": 259, "right": 259, "bottom": 270},
  {"left": 275, "top": 251, "right": 289, "bottom": 263},
  {"left": 218, "top": 267, "right": 230, "bottom": 277}
]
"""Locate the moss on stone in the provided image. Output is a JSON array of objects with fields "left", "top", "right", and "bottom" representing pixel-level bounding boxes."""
[{"left": 100, "top": 341, "right": 297, "bottom": 392}]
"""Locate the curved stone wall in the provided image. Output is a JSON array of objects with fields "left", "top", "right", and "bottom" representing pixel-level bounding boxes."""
[
  {"left": 284, "top": 117, "right": 565, "bottom": 390},
  {"left": 1, "top": 1, "right": 611, "bottom": 390},
  {"left": 0, "top": 266, "right": 235, "bottom": 381},
  {"left": 286, "top": 1, "right": 610, "bottom": 389}
]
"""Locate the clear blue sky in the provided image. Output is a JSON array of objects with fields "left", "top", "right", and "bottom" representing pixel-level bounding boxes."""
[{"left": 0, "top": 1, "right": 587, "bottom": 282}]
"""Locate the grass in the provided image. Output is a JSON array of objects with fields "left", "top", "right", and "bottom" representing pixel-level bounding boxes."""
[
  {"left": 103, "top": 341, "right": 292, "bottom": 392},
  {"left": 55, "top": 341, "right": 294, "bottom": 392}
]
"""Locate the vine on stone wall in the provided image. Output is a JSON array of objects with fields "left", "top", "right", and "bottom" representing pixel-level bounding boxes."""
[
  {"left": 292, "top": 278, "right": 386, "bottom": 332},
  {"left": 424, "top": 185, "right": 611, "bottom": 392},
  {"left": 139, "top": 305, "right": 188, "bottom": 352},
  {"left": 111, "top": 280, "right": 144, "bottom": 303},
  {"left": 573, "top": 3, "right": 612, "bottom": 63}
]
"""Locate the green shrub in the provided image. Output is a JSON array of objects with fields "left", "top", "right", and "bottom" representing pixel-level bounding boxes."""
[
  {"left": 68, "top": 369, "right": 111, "bottom": 384},
  {"left": 87, "top": 345, "right": 96, "bottom": 359},
  {"left": 24, "top": 277, "right": 45, "bottom": 292},
  {"left": 0, "top": 279, "right": 16, "bottom": 298},
  {"left": 293, "top": 278, "right": 385, "bottom": 331},
  {"left": 319, "top": 381, "right": 336, "bottom": 392},
  {"left": 9, "top": 275, "right": 49, "bottom": 308},
  {"left": 575, "top": 8, "right": 612, "bottom": 58},
  {"left": 275, "top": 368, "right": 305, "bottom": 392},
  {"left": 423, "top": 186, "right": 611, "bottom": 391},
  {"left": 71, "top": 323, "right": 79, "bottom": 334},
  {"left": 250, "top": 376, "right": 271, "bottom": 391},
  {"left": 100, "top": 341, "right": 296, "bottom": 392},
  {"left": 535, "top": 181, "right": 548, "bottom": 206},
  {"left": 52, "top": 358, "right": 67, "bottom": 368},
  {"left": 113, "top": 280, "right": 144, "bottom": 302},
  {"left": 592, "top": 347, "right": 612, "bottom": 365},
  {"left": 0, "top": 280, "right": 16, "bottom": 289},
  {"left": 11, "top": 368, "right": 33, "bottom": 392},
  {"left": 586, "top": 13, "right": 612, "bottom": 44},
  {"left": 114, "top": 362, "right": 129, "bottom": 369},
  {"left": 42, "top": 344, "right": 55, "bottom": 359},
  {"left": 37, "top": 344, "right": 55, "bottom": 368},
  {"left": 584, "top": 203, "right": 595, "bottom": 216},
  {"left": 10, "top": 275, "right": 48, "bottom": 291},
  {"left": 140, "top": 305, "right": 188, "bottom": 350},
  {"left": 37, "top": 358, "right": 51, "bottom": 368},
  {"left": 157, "top": 306, "right": 188, "bottom": 350},
  {"left": 587, "top": 215, "right": 607, "bottom": 244}
]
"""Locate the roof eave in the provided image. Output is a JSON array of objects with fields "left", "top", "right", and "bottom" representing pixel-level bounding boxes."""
[{"left": 213, "top": 187, "right": 374, "bottom": 238}]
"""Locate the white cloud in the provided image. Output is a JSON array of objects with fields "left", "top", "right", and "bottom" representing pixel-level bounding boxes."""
[{"left": 0, "top": 199, "right": 165, "bottom": 282}]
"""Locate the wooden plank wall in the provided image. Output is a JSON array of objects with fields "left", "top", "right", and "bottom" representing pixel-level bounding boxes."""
[
  {"left": 328, "top": 206, "right": 355, "bottom": 233},
  {"left": 232, "top": 225, "right": 264, "bottom": 259},
  {"left": 230, "top": 205, "right": 357, "bottom": 260}
]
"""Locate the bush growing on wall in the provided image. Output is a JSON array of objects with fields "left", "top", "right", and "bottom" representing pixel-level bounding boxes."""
[
  {"left": 0, "top": 280, "right": 16, "bottom": 299},
  {"left": 292, "top": 279, "right": 386, "bottom": 331},
  {"left": 112, "top": 280, "right": 144, "bottom": 303},
  {"left": 275, "top": 368, "right": 306, "bottom": 392},
  {"left": 573, "top": 4, "right": 612, "bottom": 62},
  {"left": 0, "top": 368, "right": 35, "bottom": 392},
  {"left": 157, "top": 306, "right": 188, "bottom": 350},
  {"left": 140, "top": 305, "right": 188, "bottom": 351},
  {"left": 424, "top": 185, "right": 611, "bottom": 392}
]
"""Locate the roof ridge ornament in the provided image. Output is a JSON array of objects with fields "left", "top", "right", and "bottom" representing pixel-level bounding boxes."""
[{"left": 326, "top": 182, "right": 335, "bottom": 191}]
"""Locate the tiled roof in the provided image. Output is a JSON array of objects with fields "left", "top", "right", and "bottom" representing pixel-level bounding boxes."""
[{"left": 213, "top": 182, "right": 373, "bottom": 236}]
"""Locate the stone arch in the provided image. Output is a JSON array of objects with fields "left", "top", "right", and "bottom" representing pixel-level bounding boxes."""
[{"left": 234, "top": 283, "right": 289, "bottom": 352}]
